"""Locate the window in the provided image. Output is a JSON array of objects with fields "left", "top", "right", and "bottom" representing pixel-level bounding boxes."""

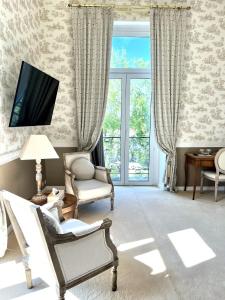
[
  {"left": 111, "top": 37, "right": 151, "bottom": 68},
  {"left": 103, "top": 21, "right": 158, "bottom": 185}
]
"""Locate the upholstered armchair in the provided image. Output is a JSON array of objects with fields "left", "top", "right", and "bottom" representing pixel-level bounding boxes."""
[
  {"left": 2, "top": 190, "right": 118, "bottom": 300},
  {"left": 63, "top": 152, "right": 114, "bottom": 217}
]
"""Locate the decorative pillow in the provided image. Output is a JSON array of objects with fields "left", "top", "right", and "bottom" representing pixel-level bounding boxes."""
[
  {"left": 40, "top": 206, "right": 63, "bottom": 234},
  {"left": 71, "top": 157, "right": 95, "bottom": 180}
]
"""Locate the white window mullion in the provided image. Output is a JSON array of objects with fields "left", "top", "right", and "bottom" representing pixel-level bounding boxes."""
[{"left": 120, "top": 73, "right": 127, "bottom": 185}]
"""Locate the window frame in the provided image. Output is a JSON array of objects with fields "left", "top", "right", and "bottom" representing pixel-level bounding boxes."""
[{"left": 104, "top": 21, "right": 159, "bottom": 186}]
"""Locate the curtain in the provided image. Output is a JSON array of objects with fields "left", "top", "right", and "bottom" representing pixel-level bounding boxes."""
[
  {"left": 71, "top": 7, "right": 113, "bottom": 152},
  {"left": 0, "top": 194, "right": 7, "bottom": 257},
  {"left": 150, "top": 8, "right": 187, "bottom": 191},
  {"left": 91, "top": 132, "right": 105, "bottom": 167}
]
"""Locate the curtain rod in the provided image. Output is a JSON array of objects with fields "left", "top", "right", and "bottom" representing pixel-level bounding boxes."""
[{"left": 68, "top": 3, "right": 191, "bottom": 10}]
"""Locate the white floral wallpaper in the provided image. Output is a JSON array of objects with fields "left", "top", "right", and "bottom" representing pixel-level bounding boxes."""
[
  {"left": 38, "top": 0, "right": 225, "bottom": 148},
  {"left": 0, "top": 0, "right": 43, "bottom": 156},
  {"left": 34, "top": 0, "right": 77, "bottom": 146},
  {"left": 1, "top": 0, "right": 225, "bottom": 158},
  {"left": 177, "top": 0, "right": 225, "bottom": 147}
]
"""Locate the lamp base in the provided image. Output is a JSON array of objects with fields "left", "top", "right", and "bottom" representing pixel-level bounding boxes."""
[{"left": 31, "top": 194, "right": 47, "bottom": 205}]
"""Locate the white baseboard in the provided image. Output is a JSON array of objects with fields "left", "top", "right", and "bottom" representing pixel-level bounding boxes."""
[{"left": 177, "top": 186, "right": 225, "bottom": 192}]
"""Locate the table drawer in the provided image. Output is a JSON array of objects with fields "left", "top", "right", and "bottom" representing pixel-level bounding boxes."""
[{"left": 201, "top": 161, "right": 214, "bottom": 168}]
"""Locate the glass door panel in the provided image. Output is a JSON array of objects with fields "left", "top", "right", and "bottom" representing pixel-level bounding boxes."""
[
  {"left": 128, "top": 137, "right": 150, "bottom": 181},
  {"left": 103, "top": 78, "right": 123, "bottom": 182},
  {"left": 103, "top": 74, "right": 151, "bottom": 185},
  {"left": 127, "top": 78, "right": 151, "bottom": 182}
]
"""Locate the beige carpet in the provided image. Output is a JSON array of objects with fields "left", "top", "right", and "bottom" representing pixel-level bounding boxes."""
[{"left": 1, "top": 187, "right": 225, "bottom": 300}]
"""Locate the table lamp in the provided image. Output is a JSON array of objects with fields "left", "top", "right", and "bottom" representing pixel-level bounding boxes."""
[{"left": 20, "top": 134, "right": 59, "bottom": 204}]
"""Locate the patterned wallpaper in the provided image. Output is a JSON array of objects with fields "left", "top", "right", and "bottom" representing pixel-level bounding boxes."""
[
  {"left": 177, "top": 0, "right": 225, "bottom": 147},
  {"left": 36, "top": 0, "right": 184, "bottom": 147},
  {"left": 1, "top": 0, "right": 225, "bottom": 158},
  {"left": 34, "top": 0, "right": 77, "bottom": 146},
  {"left": 0, "top": 0, "right": 43, "bottom": 156},
  {"left": 38, "top": 0, "right": 225, "bottom": 147}
]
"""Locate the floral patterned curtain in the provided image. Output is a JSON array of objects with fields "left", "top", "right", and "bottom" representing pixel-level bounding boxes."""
[
  {"left": 150, "top": 8, "right": 188, "bottom": 191},
  {"left": 71, "top": 7, "right": 113, "bottom": 151}
]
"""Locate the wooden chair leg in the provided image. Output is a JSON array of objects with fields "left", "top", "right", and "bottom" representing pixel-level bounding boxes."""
[
  {"left": 25, "top": 268, "right": 33, "bottom": 289},
  {"left": 215, "top": 180, "right": 219, "bottom": 202},
  {"left": 22, "top": 256, "right": 33, "bottom": 289},
  {"left": 110, "top": 196, "right": 114, "bottom": 211},
  {"left": 112, "top": 266, "right": 117, "bottom": 291},
  {"left": 74, "top": 207, "right": 79, "bottom": 219},
  {"left": 56, "top": 286, "right": 66, "bottom": 300},
  {"left": 200, "top": 173, "right": 204, "bottom": 194}
]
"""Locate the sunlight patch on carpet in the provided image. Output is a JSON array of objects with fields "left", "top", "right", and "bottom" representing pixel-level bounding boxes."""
[
  {"left": 134, "top": 249, "right": 166, "bottom": 275},
  {"left": 118, "top": 238, "right": 154, "bottom": 252},
  {"left": 168, "top": 228, "right": 216, "bottom": 268}
]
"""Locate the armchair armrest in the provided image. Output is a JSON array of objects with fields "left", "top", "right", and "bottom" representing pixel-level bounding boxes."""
[
  {"left": 53, "top": 218, "right": 112, "bottom": 244},
  {"left": 95, "top": 166, "right": 107, "bottom": 171},
  {"left": 94, "top": 166, "right": 111, "bottom": 183},
  {"left": 73, "top": 218, "right": 112, "bottom": 236},
  {"left": 65, "top": 169, "right": 77, "bottom": 196},
  {"left": 51, "top": 218, "right": 118, "bottom": 283},
  {"left": 65, "top": 169, "right": 75, "bottom": 180}
]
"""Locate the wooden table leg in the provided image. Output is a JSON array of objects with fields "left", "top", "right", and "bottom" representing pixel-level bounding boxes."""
[
  {"left": 184, "top": 155, "right": 188, "bottom": 191},
  {"left": 192, "top": 166, "right": 198, "bottom": 200}
]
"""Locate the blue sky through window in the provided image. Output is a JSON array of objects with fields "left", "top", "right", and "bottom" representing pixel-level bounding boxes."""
[{"left": 111, "top": 37, "right": 151, "bottom": 68}]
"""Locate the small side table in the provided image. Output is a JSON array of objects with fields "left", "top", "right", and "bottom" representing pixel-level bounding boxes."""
[
  {"left": 31, "top": 192, "right": 78, "bottom": 220},
  {"left": 62, "top": 193, "right": 78, "bottom": 220}
]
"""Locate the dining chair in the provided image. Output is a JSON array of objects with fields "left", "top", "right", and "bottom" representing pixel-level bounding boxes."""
[{"left": 200, "top": 148, "right": 225, "bottom": 201}]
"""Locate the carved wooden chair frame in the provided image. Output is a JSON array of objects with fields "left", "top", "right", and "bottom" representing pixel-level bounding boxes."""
[
  {"left": 63, "top": 152, "right": 115, "bottom": 218},
  {"left": 200, "top": 148, "right": 225, "bottom": 201},
  {"left": 3, "top": 195, "right": 118, "bottom": 300}
]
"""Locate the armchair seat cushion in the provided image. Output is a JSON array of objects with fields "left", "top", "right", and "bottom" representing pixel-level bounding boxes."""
[
  {"left": 203, "top": 170, "right": 225, "bottom": 181},
  {"left": 74, "top": 179, "right": 112, "bottom": 201}
]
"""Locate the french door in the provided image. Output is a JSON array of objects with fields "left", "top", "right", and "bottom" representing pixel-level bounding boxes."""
[{"left": 103, "top": 71, "right": 153, "bottom": 185}]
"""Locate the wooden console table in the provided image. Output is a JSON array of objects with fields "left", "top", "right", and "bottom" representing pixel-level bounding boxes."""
[{"left": 184, "top": 153, "right": 215, "bottom": 200}]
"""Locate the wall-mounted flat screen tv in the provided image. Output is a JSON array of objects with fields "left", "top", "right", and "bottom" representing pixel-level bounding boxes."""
[{"left": 9, "top": 61, "right": 59, "bottom": 127}]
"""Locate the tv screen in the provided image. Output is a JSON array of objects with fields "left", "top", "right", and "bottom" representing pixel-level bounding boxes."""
[{"left": 9, "top": 61, "right": 59, "bottom": 127}]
